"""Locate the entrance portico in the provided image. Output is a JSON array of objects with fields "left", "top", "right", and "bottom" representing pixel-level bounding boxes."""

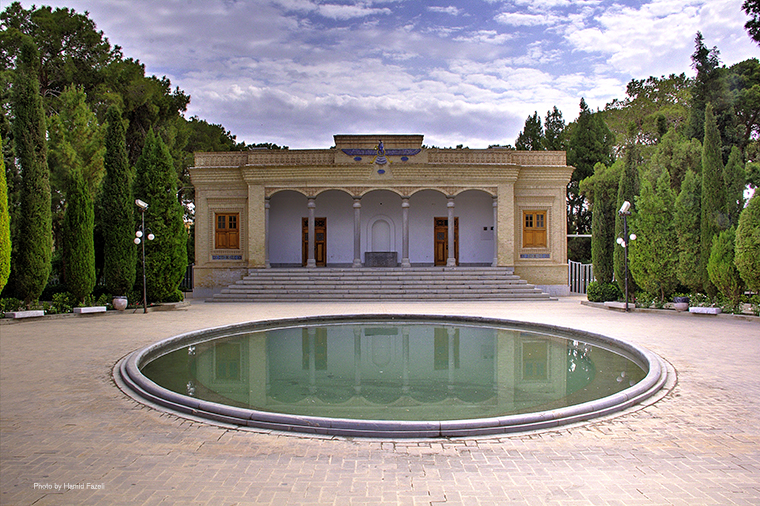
[{"left": 190, "top": 134, "right": 574, "bottom": 298}]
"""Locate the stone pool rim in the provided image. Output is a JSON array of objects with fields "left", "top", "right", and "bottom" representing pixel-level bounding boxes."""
[{"left": 115, "top": 314, "right": 669, "bottom": 438}]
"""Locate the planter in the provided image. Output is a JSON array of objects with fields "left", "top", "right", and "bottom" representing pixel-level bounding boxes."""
[
  {"left": 113, "top": 296, "right": 128, "bottom": 311},
  {"left": 673, "top": 296, "right": 689, "bottom": 312}
]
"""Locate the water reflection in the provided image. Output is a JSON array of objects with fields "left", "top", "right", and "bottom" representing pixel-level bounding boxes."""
[{"left": 142, "top": 323, "right": 645, "bottom": 421}]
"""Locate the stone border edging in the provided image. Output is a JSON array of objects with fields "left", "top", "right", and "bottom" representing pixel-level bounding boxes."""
[
  {"left": 580, "top": 300, "right": 759, "bottom": 322},
  {"left": 115, "top": 314, "right": 669, "bottom": 438}
]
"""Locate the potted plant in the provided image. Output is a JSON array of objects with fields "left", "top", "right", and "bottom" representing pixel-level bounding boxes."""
[
  {"left": 673, "top": 295, "right": 690, "bottom": 312},
  {"left": 113, "top": 295, "right": 128, "bottom": 311}
]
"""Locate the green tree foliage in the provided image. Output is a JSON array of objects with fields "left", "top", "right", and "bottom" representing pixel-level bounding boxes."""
[
  {"left": 699, "top": 104, "right": 726, "bottom": 295},
  {"left": 62, "top": 165, "right": 95, "bottom": 302},
  {"left": 707, "top": 227, "right": 744, "bottom": 304},
  {"left": 100, "top": 105, "right": 135, "bottom": 296},
  {"left": 542, "top": 106, "right": 566, "bottom": 151},
  {"left": 133, "top": 130, "right": 187, "bottom": 302},
  {"left": 735, "top": 191, "right": 760, "bottom": 292},
  {"left": 0, "top": 135, "right": 9, "bottom": 292},
  {"left": 48, "top": 85, "right": 104, "bottom": 260},
  {"left": 744, "top": 0, "right": 760, "bottom": 44},
  {"left": 614, "top": 146, "right": 640, "bottom": 294},
  {"left": 648, "top": 127, "right": 702, "bottom": 193},
  {"left": 674, "top": 170, "right": 703, "bottom": 293},
  {"left": 515, "top": 112, "right": 543, "bottom": 151},
  {"left": 686, "top": 33, "right": 739, "bottom": 157},
  {"left": 729, "top": 58, "right": 760, "bottom": 147},
  {"left": 630, "top": 170, "right": 679, "bottom": 301},
  {"left": 567, "top": 98, "right": 615, "bottom": 234},
  {"left": 11, "top": 36, "right": 51, "bottom": 305},
  {"left": 603, "top": 74, "right": 691, "bottom": 152},
  {"left": 724, "top": 146, "right": 746, "bottom": 227},
  {"left": 580, "top": 161, "right": 622, "bottom": 284}
]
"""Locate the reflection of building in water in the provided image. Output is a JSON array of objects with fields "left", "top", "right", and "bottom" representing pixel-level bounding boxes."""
[{"left": 190, "top": 325, "right": 604, "bottom": 420}]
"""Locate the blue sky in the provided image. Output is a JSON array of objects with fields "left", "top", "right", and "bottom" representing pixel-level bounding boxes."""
[{"left": 18, "top": 0, "right": 759, "bottom": 149}]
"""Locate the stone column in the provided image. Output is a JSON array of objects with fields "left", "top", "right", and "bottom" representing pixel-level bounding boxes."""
[
  {"left": 265, "top": 198, "right": 271, "bottom": 268},
  {"left": 307, "top": 197, "right": 316, "bottom": 268},
  {"left": 401, "top": 198, "right": 411, "bottom": 268},
  {"left": 247, "top": 184, "right": 266, "bottom": 268},
  {"left": 447, "top": 196, "right": 456, "bottom": 267},
  {"left": 492, "top": 196, "right": 498, "bottom": 267},
  {"left": 353, "top": 198, "right": 362, "bottom": 268}
]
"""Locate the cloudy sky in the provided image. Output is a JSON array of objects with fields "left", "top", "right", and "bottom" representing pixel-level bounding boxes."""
[{"left": 18, "top": 0, "right": 759, "bottom": 149}]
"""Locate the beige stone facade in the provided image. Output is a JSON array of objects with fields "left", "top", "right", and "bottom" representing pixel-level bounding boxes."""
[{"left": 190, "top": 134, "right": 574, "bottom": 297}]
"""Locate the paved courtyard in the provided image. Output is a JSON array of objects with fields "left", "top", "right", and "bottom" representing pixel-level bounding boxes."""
[{"left": 1, "top": 297, "right": 759, "bottom": 505}]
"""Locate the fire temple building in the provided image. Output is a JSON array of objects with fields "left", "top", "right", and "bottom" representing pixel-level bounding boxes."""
[{"left": 189, "top": 134, "right": 574, "bottom": 299}]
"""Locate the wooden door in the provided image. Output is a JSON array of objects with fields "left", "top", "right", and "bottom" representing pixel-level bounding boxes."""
[
  {"left": 302, "top": 217, "right": 327, "bottom": 266},
  {"left": 434, "top": 217, "right": 458, "bottom": 266}
]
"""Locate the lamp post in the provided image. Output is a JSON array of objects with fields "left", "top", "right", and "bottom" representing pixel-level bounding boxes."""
[
  {"left": 616, "top": 201, "right": 636, "bottom": 312},
  {"left": 134, "top": 199, "right": 155, "bottom": 314}
]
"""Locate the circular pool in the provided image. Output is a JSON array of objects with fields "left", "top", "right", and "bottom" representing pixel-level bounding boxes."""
[{"left": 116, "top": 315, "right": 668, "bottom": 438}]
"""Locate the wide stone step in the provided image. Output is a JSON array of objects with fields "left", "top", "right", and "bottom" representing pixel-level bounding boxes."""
[{"left": 207, "top": 267, "right": 552, "bottom": 302}]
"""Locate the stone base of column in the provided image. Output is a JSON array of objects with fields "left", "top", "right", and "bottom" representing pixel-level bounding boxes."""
[
  {"left": 307, "top": 260, "right": 317, "bottom": 268},
  {"left": 446, "top": 258, "right": 457, "bottom": 267},
  {"left": 352, "top": 259, "right": 362, "bottom": 268},
  {"left": 401, "top": 258, "right": 411, "bottom": 268}
]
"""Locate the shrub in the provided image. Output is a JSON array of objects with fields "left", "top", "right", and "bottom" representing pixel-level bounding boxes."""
[
  {"left": 587, "top": 281, "right": 622, "bottom": 302},
  {"left": 735, "top": 192, "right": 760, "bottom": 292},
  {"left": 707, "top": 228, "right": 744, "bottom": 304},
  {"left": 0, "top": 297, "right": 24, "bottom": 313}
]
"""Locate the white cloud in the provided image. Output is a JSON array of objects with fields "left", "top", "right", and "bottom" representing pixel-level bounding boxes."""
[
  {"left": 494, "top": 12, "right": 555, "bottom": 26},
  {"left": 428, "top": 6, "right": 462, "bottom": 16}
]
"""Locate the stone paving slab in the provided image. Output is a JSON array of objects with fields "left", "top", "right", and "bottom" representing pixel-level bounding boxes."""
[{"left": 1, "top": 298, "right": 759, "bottom": 505}]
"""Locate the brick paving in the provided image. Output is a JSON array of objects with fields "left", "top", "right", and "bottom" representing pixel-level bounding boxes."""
[{"left": 1, "top": 297, "right": 759, "bottom": 505}]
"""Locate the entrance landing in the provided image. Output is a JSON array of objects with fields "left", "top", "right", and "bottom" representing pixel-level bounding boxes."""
[{"left": 207, "top": 267, "right": 553, "bottom": 302}]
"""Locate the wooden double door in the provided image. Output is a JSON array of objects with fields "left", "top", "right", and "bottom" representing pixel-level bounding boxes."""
[
  {"left": 302, "top": 217, "right": 327, "bottom": 266},
  {"left": 434, "top": 217, "right": 459, "bottom": 266}
]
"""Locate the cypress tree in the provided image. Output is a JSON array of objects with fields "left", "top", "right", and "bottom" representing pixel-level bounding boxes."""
[
  {"left": 133, "top": 129, "right": 187, "bottom": 302},
  {"left": 11, "top": 36, "right": 51, "bottom": 306},
  {"left": 699, "top": 104, "right": 726, "bottom": 295},
  {"left": 630, "top": 170, "right": 679, "bottom": 302},
  {"left": 614, "top": 145, "right": 640, "bottom": 295},
  {"left": 515, "top": 112, "right": 543, "bottom": 151},
  {"left": 0, "top": 135, "right": 9, "bottom": 292},
  {"left": 723, "top": 146, "right": 746, "bottom": 227},
  {"left": 735, "top": 192, "right": 760, "bottom": 292},
  {"left": 580, "top": 161, "right": 622, "bottom": 284},
  {"left": 62, "top": 166, "right": 95, "bottom": 302},
  {"left": 674, "top": 170, "right": 703, "bottom": 293},
  {"left": 100, "top": 105, "right": 136, "bottom": 296},
  {"left": 707, "top": 227, "right": 744, "bottom": 304}
]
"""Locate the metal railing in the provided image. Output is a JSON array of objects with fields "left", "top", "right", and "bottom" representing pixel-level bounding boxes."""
[
  {"left": 180, "top": 264, "right": 194, "bottom": 292},
  {"left": 568, "top": 260, "right": 594, "bottom": 294}
]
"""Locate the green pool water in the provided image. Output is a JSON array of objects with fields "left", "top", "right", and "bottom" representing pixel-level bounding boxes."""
[{"left": 141, "top": 321, "right": 645, "bottom": 422}]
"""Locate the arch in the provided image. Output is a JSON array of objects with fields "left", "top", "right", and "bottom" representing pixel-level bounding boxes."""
[
  {"left": 367, "top": 215, "right": 395, "bottom": 252},
  {"left": 268, "top": 190, "right": 308, "bottom": 266}
]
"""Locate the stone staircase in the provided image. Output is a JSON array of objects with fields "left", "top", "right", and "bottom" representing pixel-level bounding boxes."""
[{"left": 207, "top": 267, "right": 554, "bottom": 302}]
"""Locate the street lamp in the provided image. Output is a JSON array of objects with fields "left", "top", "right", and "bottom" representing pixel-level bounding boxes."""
[
  {"left": 617, "top": 201, "right": 636, "bottom": 312},
  {"left": 135, "top": 199, "right": 155, "bottom": 314}
]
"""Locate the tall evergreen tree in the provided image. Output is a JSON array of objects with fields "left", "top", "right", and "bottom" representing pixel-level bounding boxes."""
[
  {"left": 100, "top": 105, "right": 136, "bottom": 296},
  {"left": 11, "top": 36, "right": 51, "bottom": 305},
  {"left": 62, "top": 165, "right": 95, "bottom": 302},
  {"left": 630, "top": 170, "right": 679, "bottom": 301},
  {"left": 133, "top": 129, "right": 187, "bottom": 302},
  {"left": 674, "top": 169, "right": 703, "bottom": 293},
  {"left": 614, "top": 145, "right": 640, "bottom": 294},
  {"left": 580, "top": 161, "right": 622, "bottom": 284},
  {"left": 543, "top": 106, "right": 566, "bottom": 151},
  {"left": 567, "top": 98, "right": 615, "bottom": 234},
  {"left": 515, "top": 112, "right": 543, "bottom": 151},
  {"left": 735, "top": 191, "right": 760, "bottom": 292},
  {"left": 699, "top": 104, "right": 726, "bottom": 295},
  {"left": 707, "top": 227, "right": 744, "bottom": 304},
  {"left": 723, "top": 146, "right": 746, "bottom": 227},
  {"left": 686, "top": 32, "right": 739, "bottom": 157},
  {"left": 48, "top": 85, "right": 105, "bottom": 273},
  {"left": 0, "top": 135, "right": 9, "bottom": 292}
]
